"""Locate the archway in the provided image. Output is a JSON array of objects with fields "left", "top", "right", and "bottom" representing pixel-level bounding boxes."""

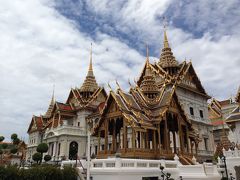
[{"left": 69, "top": 141, "right": 78, "bottom": 160}]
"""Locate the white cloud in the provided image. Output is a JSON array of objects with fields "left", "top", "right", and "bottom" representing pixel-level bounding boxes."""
[
  {"left": 0, "top": 0, "right": 239, "bottom": 141},
  {"left": 0, "top": 0, "right": 144, "bottom": 140}
]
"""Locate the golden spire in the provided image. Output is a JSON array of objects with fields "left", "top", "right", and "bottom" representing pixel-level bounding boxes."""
[
  {"left": 50, "top": 84, "right": 55, "bottom": 104},
  {"left": 163, "top": 16, "right": 169, "bottom": 48},
  {"left": 164, "top": 28, "right": 169, "bottom": 48},
  {"left": 87, "top": 43, "right": 94, "bottom": 77},
  {"left": 158, "top": 18, "right": 179, "bottom": 70},
  {"left": 145, "top": 44, "right": 151, "bottom": 76},
  {"left": 45, "top": 85, "right": 55, "bottom": 117},
  {"left": 80, "top": 43, "right": 99, "bottom": 93}
]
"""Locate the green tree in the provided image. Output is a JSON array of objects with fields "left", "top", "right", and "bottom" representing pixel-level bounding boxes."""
[
  {"left": 13, "top": 138, "right": 20, "bottom": 145},
  {"left": 36, "top": 143, "right": 49, "bottom": 164},
  {"left": 10, "top": 148, "right": 18, "bottom": 154},
  {"left": 0, "top": 136, "right": 4, "bottom": 142},
  {"left": 2, "top": 143, "right": 8, "bottom": 149},
  {"left": 0, "top": 149, "right": 3, "bottom": 163},
  {"left": 11, "top": 134, "right": 18, "bottom": 141},
  {"left": 32, "top": 153, "right": 42, "bottom": 164},
  {"left": 44, "top": 155, "right": 51, "bottom": 162}
]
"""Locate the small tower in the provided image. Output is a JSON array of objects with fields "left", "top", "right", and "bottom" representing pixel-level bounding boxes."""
[
  {"left": 158, "top": 28, "right": 179, "bottom": 75},
  {"left": 236, "top": 86, "right": 240, "bottom": 104},
  {"left": 80, "top": 45, "right": 99, "bottom": 99},
  {"left": 45, "top": 86, "right": 55, "bottom": 117},
  {"left": 140, "top": 46, "right": 160, "bottom": 99}
]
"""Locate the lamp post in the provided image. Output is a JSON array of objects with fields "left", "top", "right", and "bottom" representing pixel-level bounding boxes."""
[
  {"left": 87, "top": 126, "right": 91, "bottom": 180},
  {"left": 221, "top": 155, "right": 228, "bottom": 179}
]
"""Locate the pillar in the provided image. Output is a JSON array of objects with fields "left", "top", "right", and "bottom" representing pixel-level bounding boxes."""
[{"left": 104, "top": 120, "right": 108, "bottom": 153}]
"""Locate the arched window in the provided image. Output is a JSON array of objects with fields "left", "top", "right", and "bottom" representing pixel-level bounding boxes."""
[{"left": 69, "top": 141, "right": 78, "bottom": 160}]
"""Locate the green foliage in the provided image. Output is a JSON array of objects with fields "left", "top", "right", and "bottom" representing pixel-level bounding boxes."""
[
  {"left": 11, "top": 134, "right": 18, "bottom": 140},
  {"left": 0, "top": 165, "right": 19, "bottom": 180},
  {"left": 62, "top": 166, "right": 78, "bottom": 180},
  {"left": 0, "top": 136, "right": 4, "bottom": 142},
  {"left": 10, "top": 147, "right": 18, "bottom": 154},
  {"left": 0, "top": 165, "right": 78, "bottom": 180},
  {"left": 37, "top": 143, "right": 49, "bottom": 154},
  {"left": 13, "top": 138, "right": 20, "bottom": 145},
  {"left": 44, "top": 154, "right": 51, "bottom": 162},
  {"left": 33, "top": 152, "right": 42, "bottom": 164},
  {"left": 2, "top": 143, "right": 8, "bottom": 149},
  {"left": 0, "top": 149, "right": 3, "bottom": 155}
]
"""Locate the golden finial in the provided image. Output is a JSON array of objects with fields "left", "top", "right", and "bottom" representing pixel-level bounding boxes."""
[
  {"left": 89, "top": 43, "right": 93, "bottom": 71},
  {"left": 107, "top": 81, "right": 113, "bottom": 91},
  {"left": 134, "top": 78, "right": 138, "bottom": 85},
  {"left": 115, "top": 80, "right": 121, "bottom": 89},
  {"left": 128, "top": 79, "right": 132, "bottom": 87},
  {"left": 51, "top": 84, "right": 55, "bottom": 103},
  {"left": 162, "top": 16, "right": 169, "bottom": 48}
]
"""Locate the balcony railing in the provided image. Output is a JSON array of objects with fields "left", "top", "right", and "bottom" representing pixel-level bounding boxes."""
[
  {"left": 44, "top": 125, "right": 86, "bottom": 138},
  {"left": 197, "top": 150, "right": 214, "bottom": 156}
]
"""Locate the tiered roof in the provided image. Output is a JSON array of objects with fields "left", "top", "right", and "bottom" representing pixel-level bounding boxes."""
[
  {"left": 80, "top": 46, "right": 98, "bottom": 93},
  {"left": 236, "top": 86, "right": 240, "bottom": 103},
  {"left": 93, "top": 83, "right": 192, "bottom": 135},
  {"left": 28, "top": 46, "right": 107, "bottom": 134},
  {"left": 158, "top": 30, "right": 178, "bottom": 68},
  {"left": 137, "top": 31, "right": 209, "bottom": 98},
  {"left": 226, "top": 88, "right": 240, "bottom": 124}
]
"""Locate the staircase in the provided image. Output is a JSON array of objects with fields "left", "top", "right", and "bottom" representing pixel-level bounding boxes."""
[{"left": 179, "top": 155, "right": 194, "bottom": 165}]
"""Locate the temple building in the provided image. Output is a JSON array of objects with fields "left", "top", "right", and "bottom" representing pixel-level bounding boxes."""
[
  {"left": 226, "top": 88, "right": 240, "bottom": 145},
  {"left": 26, "top": 49, "right": 107, "bottom": 161},
  {"left": 27, "top": 30, "right": 215, "bottom": 164},
  {"left": 208, "top": 98, "right": 237, "bottom": 147}
]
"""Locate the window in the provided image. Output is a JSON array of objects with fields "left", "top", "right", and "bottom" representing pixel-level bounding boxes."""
[
  {"left": 78, "top": 122, "right": 80, "bottom": 127},
  {"left": 101, "top": 145, "right": 105, "bottom": 151},
  {"left": 204, "top": 138, "right": 208, "bottom": 151},
  {"left": 58, "top": 143, "right": 61, "bottom": 155},
  {"left": 190, "top": 107, "right": 194, "bottom": 116},
  {"left": 95, "top": 146, "right": 98, "bottom": 155},
  {"left": 200, "top": 110, "right": 204, "bottom": 118}
]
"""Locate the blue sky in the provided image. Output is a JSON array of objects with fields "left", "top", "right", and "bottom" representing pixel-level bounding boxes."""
[{"left": 0, "top": 0, "right": 240, "bottom": 141}]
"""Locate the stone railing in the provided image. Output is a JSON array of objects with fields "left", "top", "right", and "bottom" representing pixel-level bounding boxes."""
[
  {"left": 197, "top": 150, "right": 214, "bottom": 156},
  {"left": 223, "top": 147, "right": 240, "bottom": 158},
  {"left": 44, "top": 125, "right": 86, "bottom": 139}
]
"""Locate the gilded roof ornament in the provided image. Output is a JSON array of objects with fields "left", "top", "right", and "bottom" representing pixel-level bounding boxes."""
[
  {"left": 45, "top": 84, "right": 55, "bottom": 117},
  {"left": 80, "top": 43, "right": 99, "bottom": 92},
  {"left": 158, "top": 19, "right": 179, "bottom": 69}
]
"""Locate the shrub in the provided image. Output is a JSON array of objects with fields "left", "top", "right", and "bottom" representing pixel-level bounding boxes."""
[
  {"left": 0, "top": 164, "right": 79, "bottom": 180},
  {"left": 10, "top": 147, "right": 18, "bottom": 154},
  {"left": 13, "top": 138, "right": 20, "bottom": 145},
  {"left": 11, "top": 134, "right": 18, "bottom": 141},
  {"left": 62, "top": 166, "right": 78, "bottom": 180},
  {"left": 0, "top": 136, "right": 4, "bottom": 142},
  {"left": 33, "top": 152, "right": 42, "bottom": 164},
  {"left": 44, "top": 155, "right": 52, "bottom": 162},
  {"left": 2, "top": 143, "right": 8, "bottom": 149},
  {"left": 37, "top": 143, "right": 48, "bottom": 154}
]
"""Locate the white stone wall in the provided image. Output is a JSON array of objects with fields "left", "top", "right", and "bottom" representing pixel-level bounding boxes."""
[
  {"left": 232, "top": 121, "right": 240, "bottom": 144},
  {"left": 176, "top": 87, "right": 215, "bottom": 154},
  {"left": 26, "top": 131, "right": 42, "bottom": 161}
]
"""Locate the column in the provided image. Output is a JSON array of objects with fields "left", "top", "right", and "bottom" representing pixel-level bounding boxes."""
[
  {"left": 123, "top": 120, "right": 127, "bottom": 152},
  {"left": 112, "top": 119, "right": 116, "bottom": 152},
  {"left": 158, "top": 125, "right": 161, "bottom": 154},
  {"left": 153, "top": 130, "right": 156, "bottom": 152},
  {"left": 98, "top": 131, "right": 100, "bottom": 153},
  {"left": 173, "top": 131, "right": 177, "bottom": 154},
  {"left": 164, "top": 119, "right": 169, "bottom": 152},
  {"left": 104, "top": 120, "right": 108, "bottom": 153},
  {"left": 53, "top": 142, "right": 57, "bottom": 159}
]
